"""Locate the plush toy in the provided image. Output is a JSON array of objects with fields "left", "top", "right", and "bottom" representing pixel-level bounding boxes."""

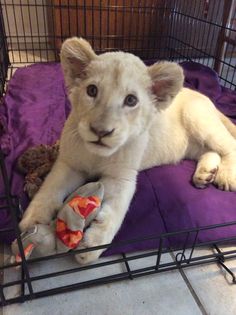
[
  {"left": 17, "top": 141, "right": 59, "bottom": 199},
  {"left": 11, "top": 182, "right": 104, "bottom": 263}
]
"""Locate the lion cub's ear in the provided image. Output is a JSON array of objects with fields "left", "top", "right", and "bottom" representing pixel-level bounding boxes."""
[
  {"left": 60, "top": 37, "right": 97, "bottom": 89},
  {"left": 148, "top": 62, "right": 184, "bottom": 109}
]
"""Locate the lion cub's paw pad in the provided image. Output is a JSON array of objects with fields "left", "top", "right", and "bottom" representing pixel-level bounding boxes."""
[
  {"left": 75, "top": 242, "right": 101, "bottom": 265},
  {"left": 193, "top": 167, "right": 218, "bottom": 189}
]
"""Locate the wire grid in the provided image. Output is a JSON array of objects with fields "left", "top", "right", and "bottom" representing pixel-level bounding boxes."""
[
  {"left": 169, "top": 0, "right": 236, "bottom": 89},
  {"left": 0, "top": 0, "right": 236, "bottom": 306},
  {"left": 1, "top": 196, "right": 236, "bottom": 307},
  {"left": 0, "top": 0, "right": 235, "bottom": 89}
]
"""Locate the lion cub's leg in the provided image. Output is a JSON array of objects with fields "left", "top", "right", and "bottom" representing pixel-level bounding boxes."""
[
  {"left": 184, "top": 98, "right": 236, "bottom": 192},
  {"left": 193, "top": 152, "right": 221, "bottom": 188},
  {"left": 19, "top": 160, "right": 85, "bottom": 231},
  {"left": 75, "top": 173, "right": 137, "bottom": 264}
]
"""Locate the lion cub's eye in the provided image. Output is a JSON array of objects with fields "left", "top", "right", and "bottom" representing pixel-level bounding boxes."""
[
  {"left": 87, "top": 84, "right": 98, "bottom": 97},
  {"left": 124, "top": 94, "right": 138, "bottom": 107}
]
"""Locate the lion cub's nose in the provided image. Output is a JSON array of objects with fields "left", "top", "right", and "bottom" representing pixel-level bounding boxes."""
[{"left": 90, "top": 125, "right": 115, "bottom": 138}]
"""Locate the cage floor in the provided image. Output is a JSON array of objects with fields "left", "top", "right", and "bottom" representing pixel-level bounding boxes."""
[{"left": 1, "top": 244, "right": 236, "bottom": 315}]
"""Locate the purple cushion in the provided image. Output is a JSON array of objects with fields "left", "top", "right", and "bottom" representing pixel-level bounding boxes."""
[
  {"left": 0, "top": 63, "right": 70, "bottom": 243},
  {"left": 1, "top": 61, "right": 236, "bottom": 255},
  {"left": 106, "top": 172, "right": 168, "bottom": 255},
  {"left": 146, "top": 161, "right": 236, "bottom": 248}
]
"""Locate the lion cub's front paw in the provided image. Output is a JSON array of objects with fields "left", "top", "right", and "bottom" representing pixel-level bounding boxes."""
[
  {"left": 19, "top": 212, "right": 51, "bottom": 232},
  {"left": 19, "top": 216, "right": 38, "bottom": 232},
  {"left": 75, "top": 225, "right": 108, "bottom": 265},
  {"left": 214, "top": 163, "right": 236, "bottom": 191},
  {"left": 75, "top": 241, "right": 103, "bottom": 265},
  {"left": 75, "top": 214, "right": 112, "bottom": 265},
  {"left": 19, "top": 202, "right": 53, "bottom": 232},
  {"left": 75, "top": 242, "right": 102, "bottom": 265},
  {"left": 193, "top": 166, "right": 218, "bottom": 189}
]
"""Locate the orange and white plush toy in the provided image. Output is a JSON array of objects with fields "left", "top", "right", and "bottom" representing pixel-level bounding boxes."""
[{"left": 11, "top": 182, "right": 104, "bottom": 263}]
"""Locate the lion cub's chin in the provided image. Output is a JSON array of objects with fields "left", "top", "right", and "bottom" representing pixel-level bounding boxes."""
[{"left": 85, "top": 141, "right": 119, "bottom": 157}]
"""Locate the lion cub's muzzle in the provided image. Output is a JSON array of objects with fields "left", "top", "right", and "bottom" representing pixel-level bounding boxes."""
[
  {"left": 89, "top": 124, "right": 115, "bottom": 138},
  {"left": 89, "top": 124, "right": 115, "bottom": 148}
]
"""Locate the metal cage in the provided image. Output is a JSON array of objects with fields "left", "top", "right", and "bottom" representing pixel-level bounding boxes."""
[{"left": 0, "top": 0, "right": 236, "bottom": 306}]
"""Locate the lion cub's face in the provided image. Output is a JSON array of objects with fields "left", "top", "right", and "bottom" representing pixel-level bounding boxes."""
[
  {"left": 69, "top": 53, "right": 155, "bottom": 156},
  {"left": 61, "top": 38, "right": 184, "bottom": 157}
]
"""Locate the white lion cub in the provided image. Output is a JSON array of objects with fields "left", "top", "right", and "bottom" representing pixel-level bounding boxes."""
[{"left": 19, "top": 37, "right": 236, "bottom": 264}]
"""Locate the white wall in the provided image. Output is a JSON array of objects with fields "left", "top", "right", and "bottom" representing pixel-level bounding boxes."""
[{"left": 2, "top": 0, "right": 49, "bottom": 46}]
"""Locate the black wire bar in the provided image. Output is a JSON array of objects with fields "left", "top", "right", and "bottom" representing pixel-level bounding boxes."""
[{"left": 0, "top": 0, "right": 235, "bottom": 306}]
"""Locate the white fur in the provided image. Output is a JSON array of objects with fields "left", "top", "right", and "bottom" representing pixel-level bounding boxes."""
[{"left": 20, "top": 38, "right": 236, "bottom": 264}]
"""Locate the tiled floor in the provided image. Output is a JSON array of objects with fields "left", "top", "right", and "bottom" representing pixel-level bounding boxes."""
[{"left": 1, "top": 246, "right": 236, "bottom": 315}]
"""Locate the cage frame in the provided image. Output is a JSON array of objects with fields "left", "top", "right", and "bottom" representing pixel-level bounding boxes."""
[{"left": 0, "top": 0, "right": 236, "bottom": 306}]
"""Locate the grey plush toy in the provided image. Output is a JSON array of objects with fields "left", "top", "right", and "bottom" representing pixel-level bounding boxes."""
[{"left": 11, "top": 182, "right": 104, "bottom": 263}]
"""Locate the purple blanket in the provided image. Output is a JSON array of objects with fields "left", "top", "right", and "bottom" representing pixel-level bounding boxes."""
[{"left": 0, "top": 61, "right": 236, "bottom": 255}]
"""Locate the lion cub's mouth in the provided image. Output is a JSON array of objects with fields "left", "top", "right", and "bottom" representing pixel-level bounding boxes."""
[{"left": 89, "top": 140, "right": 110, "bottom": 148}]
